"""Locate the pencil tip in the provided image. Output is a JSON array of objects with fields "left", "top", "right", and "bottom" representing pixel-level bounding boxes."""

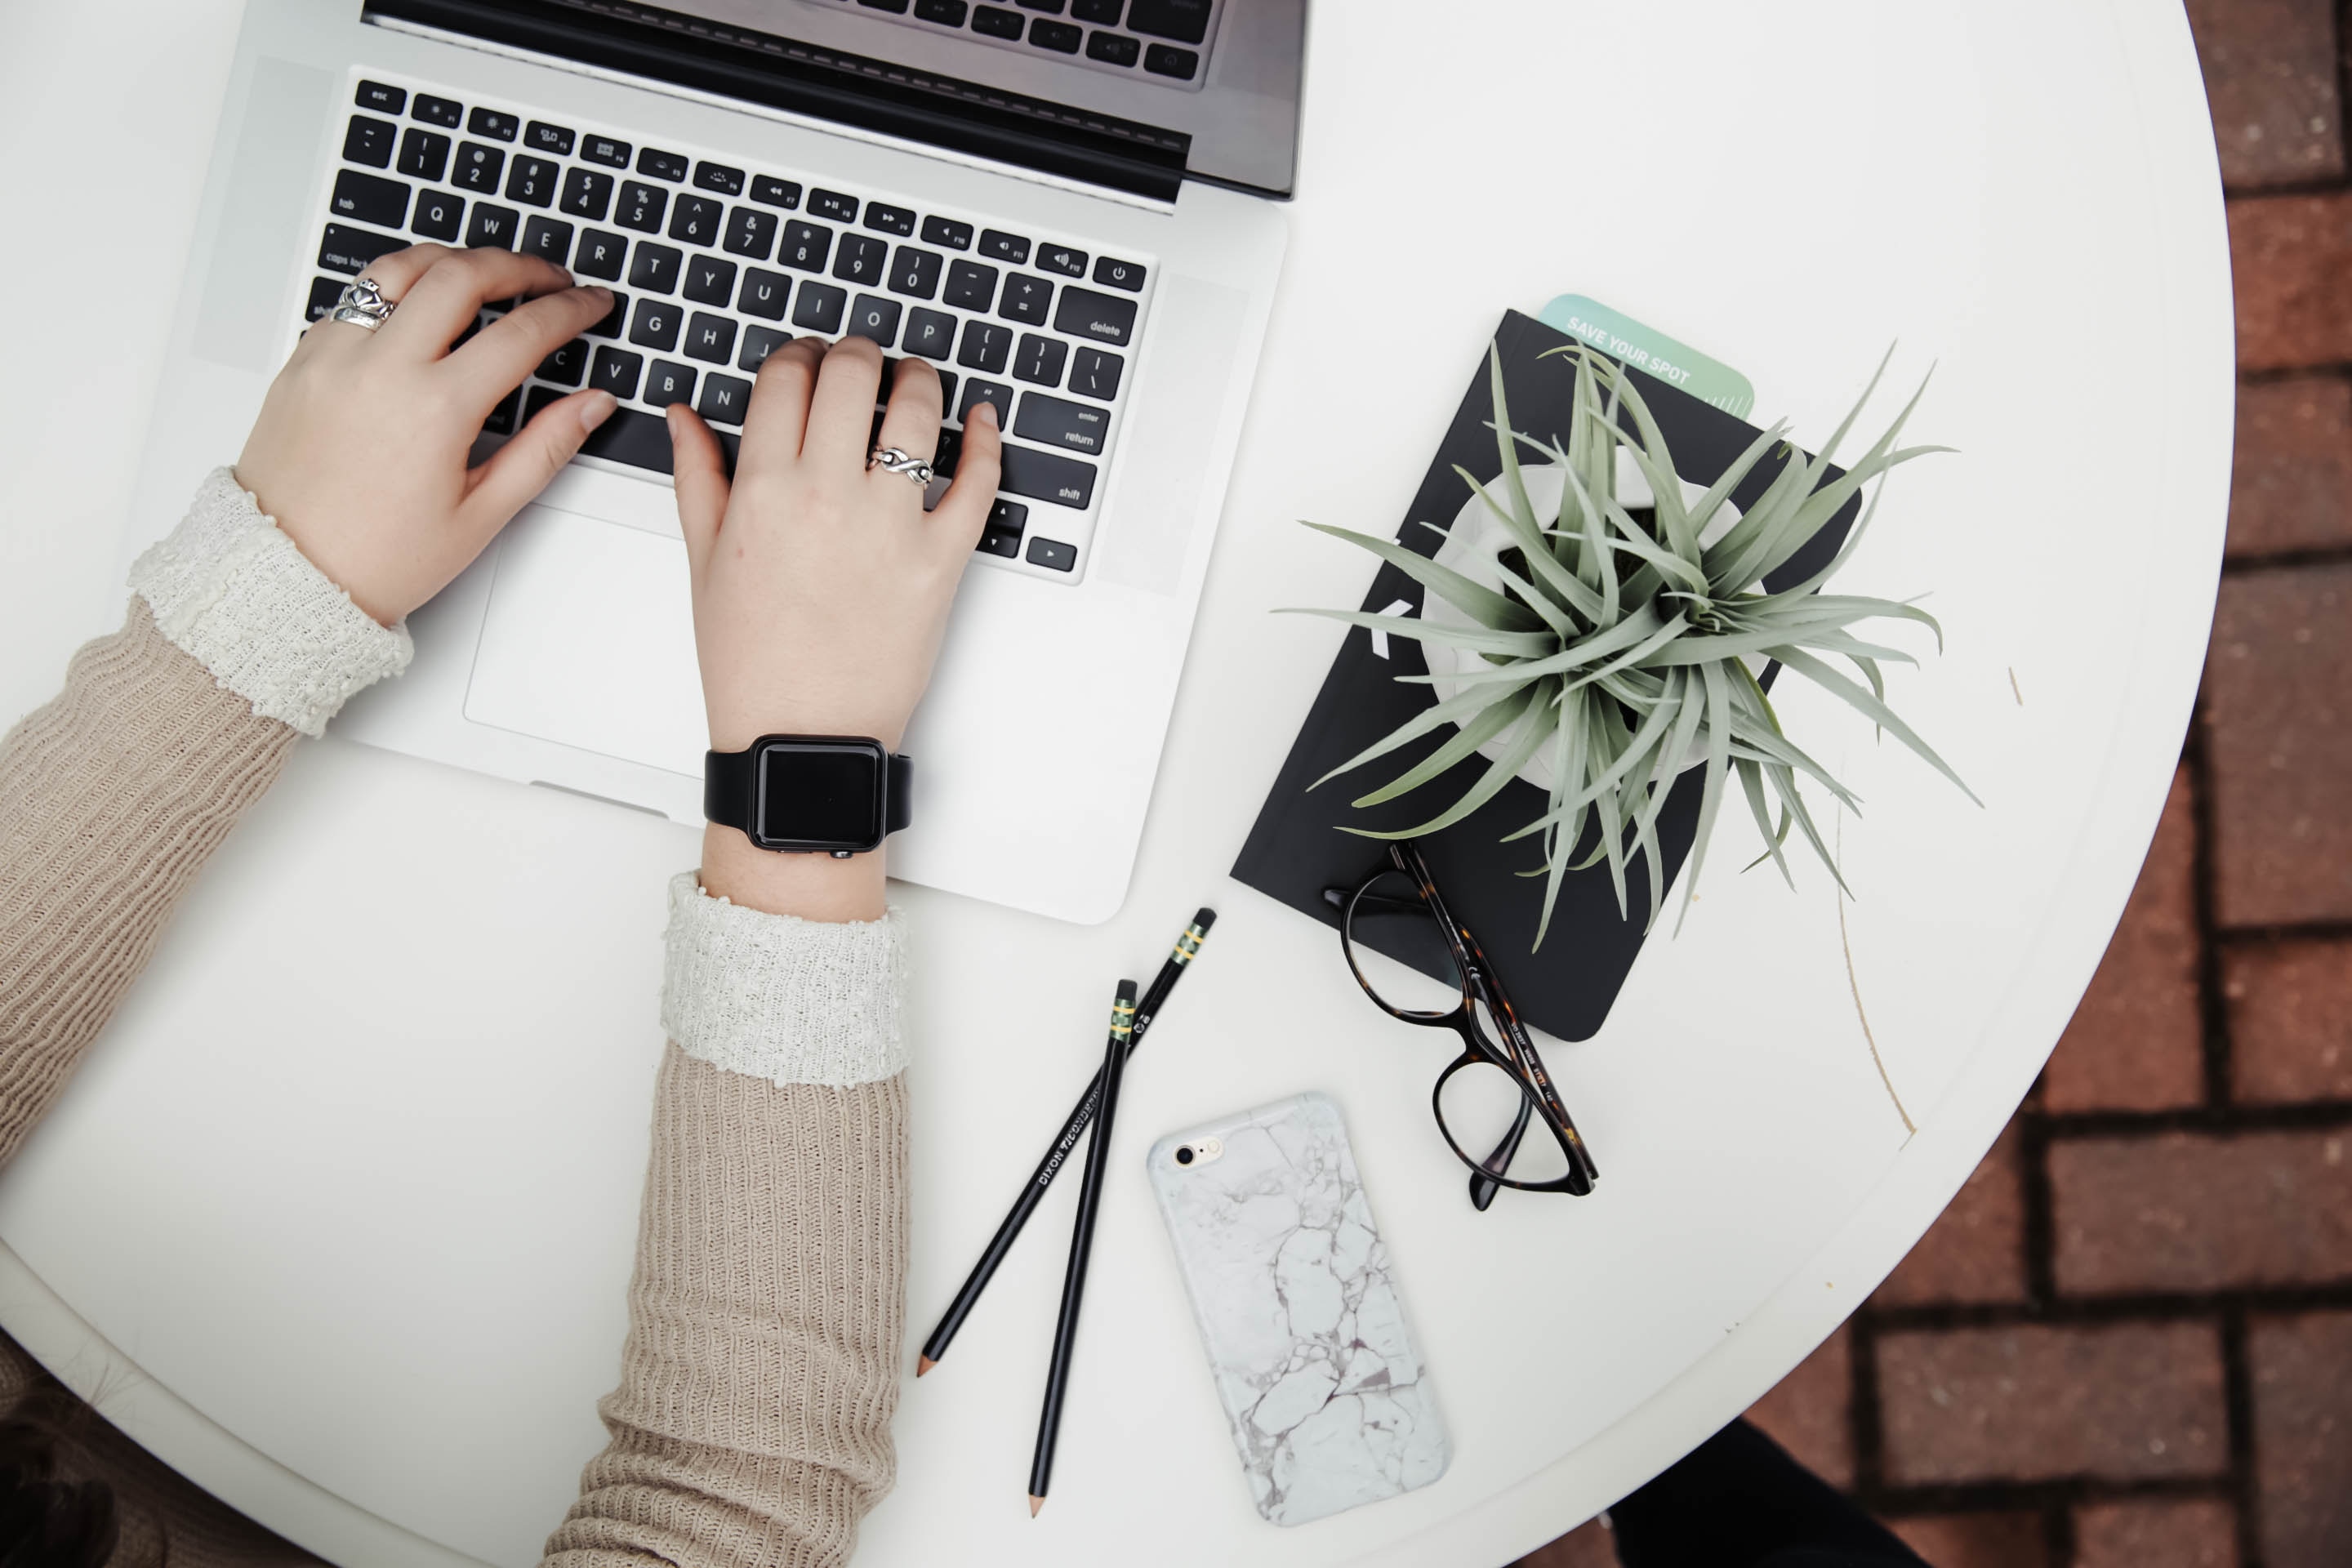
[
  {"left": 1029, "top": 1496, "right": 1045, "bottom": 1517},
  {"left": 915, "top": 1356, "right": 934, "bottom": 1377}
]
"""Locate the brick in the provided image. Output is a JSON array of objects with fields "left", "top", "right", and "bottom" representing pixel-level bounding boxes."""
[
  {"left": 1744, "top": 1325, "right": 1854, "bottom": 1487},
  {"left": 2251, "top": 1312, "right": 2352, "bottom": 1567},
  {"left": 2185, "top": 0, "right": 2344, "bottom": 189},
  {"left": 2232, "top": 194, "right": 2352, "bottom": 372},
  {"left": 1513, "top": 1519, "right": 1616, "bottom": 1568},
  {"left": 2074, "top": 1498, "right": 2240, "bottom": 1568},
  {"left": 2204, "top": 565, "right": 2352, "bottom": 925},
  {"left": 1888, "top": 1511, "right": 2051, "bottom": 1568},
  {"left": 2229, "top": 378, "right": 2352, "bottom": 559},
  {"left": 2045, "top": 767, "right": 2206, "bottom": 1112},
  {"left": 2226, "top": 936, "right": 2352, "bottom": 1101},
  {"left": 1877, "top": 1322, "right": 2229, "bottom": 1483},
  {"left": 1873, "top": 1126, "right": 2028, "bottom": 1304},
  {"left": 2053, "top": 1129, "right": 2352, "bottom": 1293}
]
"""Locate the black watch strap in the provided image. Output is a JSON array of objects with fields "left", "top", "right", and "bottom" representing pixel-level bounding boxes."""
[{"left": 704, "top": 743, "right": 912, "bottom": 844}]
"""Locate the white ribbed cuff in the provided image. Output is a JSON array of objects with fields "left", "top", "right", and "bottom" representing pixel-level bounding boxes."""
[
  {"left": 660, "top": 871, "right": 909, "bottom": 1087},
  {"left": 129, "top": 467, "right": 413, "bottom": 738}
]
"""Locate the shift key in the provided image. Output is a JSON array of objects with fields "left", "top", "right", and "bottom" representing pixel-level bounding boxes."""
[
  {"left": 1013, "top": 392, "right": 1110, "bottom": 456},
  {"left": 999, "top": 444, "right": 1097, "bottom": 510}
]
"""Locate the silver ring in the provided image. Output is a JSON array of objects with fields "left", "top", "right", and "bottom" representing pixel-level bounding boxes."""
[
  {"left": 867, "top": 445, "right": 934, "bottom": 488},
  {"left": 327, "top": 276, "right": 397, "bottom": 332}
]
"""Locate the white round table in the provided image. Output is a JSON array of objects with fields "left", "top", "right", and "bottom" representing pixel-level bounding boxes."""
[{"left": 0, "top": 2, "right": 2231, "bottom": 1565}]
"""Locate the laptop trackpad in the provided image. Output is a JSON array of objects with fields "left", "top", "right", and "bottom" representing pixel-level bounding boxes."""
[{"left": 463, "top": 505, "right": 706, "bottom": 775}]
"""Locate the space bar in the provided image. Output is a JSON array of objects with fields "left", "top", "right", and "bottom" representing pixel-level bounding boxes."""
[{"left": 576, "top": 408, "right": 738, "bottom": 476}]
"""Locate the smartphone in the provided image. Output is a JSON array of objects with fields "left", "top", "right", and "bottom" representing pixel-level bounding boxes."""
[{"left": 1147, "top": 1091, "right": 1450, "bottom": 1526}]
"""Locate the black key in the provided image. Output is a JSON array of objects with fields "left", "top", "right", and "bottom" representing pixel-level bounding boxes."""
[
  {"left": 452, "top": 141, "right": 505, "bottom": 193},
  {"left": 1128, "top": 0, "right": 1209, "bottom": 42},
  {"left": 1019, "top": 0, "right": 1064, "bottom": 9},
  {"left": 1029, "top": 19, "right": 1081, "bottom": 51},
  {"left": 629, "top": 297, "right": 683, "bottom": 352},
  {"left": 464, "top": 203, "right": 521, "bottom": 250},
  {"left": 902, "top": 307, "right": 956, "bottom": 360},
  {"left": 1025, "top": 537, "right": 1077, "bottom": 572},
  {"left": 1053, "top": 285, "right": 1139, "bottom": 346},
  {"left": 921, "top": 216, "right": 974, "bottom": 252},
  {"left": 1002, "top": 445, "right": 1094, "bottom": 508},
  {"left": 1085, "top": 31, "right": 1140, "bottom": 66},
  {"left": 972, "top": 4, "right": 1023, "bottom": 37},
  {"left": 834, "top": 234, "right": 888, "bottom": 287},
  {"left": 629, "top": 243, "right": 683, "bottom": 294},
  {"left": 1035, "top": 243, "right": 1086, "bottom": 278},
  {"left": 739, "top": 267, "right": 791, "bottom": 320},
  {"left": 506, "top": 155, "right": 559, "bottom": 207},
  {"left": 1143, "top": 42, "right": 1199, "bottom": 78},
  {"left": 938, "top": 370, "right": 960, "bottom": 411},
  {"left": 808, "top": 189, "right": 859, "bottom": 224},
  {"left": 573, "top": 229, "right": 627, "bottom": 281},
  {"left": 1013, "top": 332, "right": 1067, "bottom": 385},
  {"left": 978, "top": 498, "right": 1027, "bottom": 557},
  {"left": 693, "top": 161, "right": 745, "bottom": 197},
  {"left": 483, "top": 390, "right": 521, "bottom": 436},
  {"left": 724, "top": 207, "right": 778, "bottom": 260},
  {"left": 524, "top": 121, "right": 575, "bottom": 157},
  {"left": 845, "top": 294, "right": 902, "bottom": 347},
  {"left": 522, "top": 216, "right": 574, "bottom": 265},
  {"left": 915, "top": 0, "right": 969, "bottom": 22},
  {"left": 684, "top": 254, "right": 738, "bottom": 305},
  {"left": 983, "top": 235, "right": 1034, "bottom": 273},
  {"left": 751, "top": 175, "right": 802, "bottom": 209},
  {"left": 1069, "top": 346, "right": 1123, "bottom": 400},
  {"left": 956, "top": 319, "right": 1012, "bottom": 374},
  {"left": 332, "top": 169, "right": 409, "bottom": 229},
  {"left": 357, "top": 80, "right": 408, "bottom": 114},
  {"left": 581, "top": 134, "right": 631, "bottom": 168},
  {"left": 697, "top": 372, "right": 754, "bottom": 425},
  {"left": 560, "top": 167, "right": 615, "bottom": 221},
  {"left": 1014, "top": 390, "right": 1109, "bottom": 455},
  {"left": 958, "top": 378, "right": 1013, "bottom": 425},
  {"left": 537, "top": 336, "right": 590, "bottom": 386},
  {"left": 587, "top": 289, "right": 629, "bottom": 337},
  {"left": 684, "top": 312, "right": 738, "bottom": 363},
  {"left": 998, "top": 273, "right": 1054, "bottom": 325},
  {"left": 343, "top": 114, "right": 396, "bottom": 168},
  {"left": 792, "top": 280, "right": 847, "bottom": 333},
  {"left": 778, "top": 220, "right": 832, "bottom": 271},
  {"left": 887, "top": 247, "right": 943, "bottom": 300},
  {"left": 739, "top": 325, "right": 791, "bottom": 372},
  {"left": 863, "top": 203, "right": 915, "bottom": 238},
  {"left": 860, "top": 0, "right": 911, "bottom": 11},
  {"left": 1072, "top": 0, "right": 1121, "bottom": 21},
  {"left": 412, "top": 94, "right": 463, "bottom": 128},
  {"left": 412, "top": 189, "right": 464, "bottom": 241},
  {"left": 1092, "top": 256, "right": 1146, "bottom": 292},
  {"left": 305, "top": 275, "right": 345, "bottom": 322},
  {"left": 397, "top": 127, "right": 452, "bottom": 181},
  {"left": 590, "top": 346, "right": 644, "bottom": 399},
  {"left": 581, "top": 407, "right": 676, "bottom": 472},
  {"left": 468, "top": 107, "right": 520, "bottom": 141},
  {"left": 669, "top": 194, "right": 724, "bottom": 247},
  {"left": 944, "top": 258, "right": 998, "bottom": 310},
  {"left": 616, "top": 181, "right": 667, "bottom": 233},
  {"left": 524, "top": 385, "right": 568, "bottom": 425},
  {"left": 638, "top": 147, "right": 689, "bottom": 181},
  {"left": 644, "top": 360, "right": 697, "bottom": 408}
]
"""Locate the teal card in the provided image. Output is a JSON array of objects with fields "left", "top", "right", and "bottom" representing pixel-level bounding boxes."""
[{"left": 1538, "top": 294, "right": 1755, "bottom": 419}]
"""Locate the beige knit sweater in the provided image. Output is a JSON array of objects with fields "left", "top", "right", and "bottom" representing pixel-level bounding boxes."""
[{"left": 0, "top": 472, "right": 911, "bottom": 1568}]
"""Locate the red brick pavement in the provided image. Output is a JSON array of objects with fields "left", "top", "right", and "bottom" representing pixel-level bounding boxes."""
[{"left": 1512, "top": 4, "right": 2352, "bottom": 1564}]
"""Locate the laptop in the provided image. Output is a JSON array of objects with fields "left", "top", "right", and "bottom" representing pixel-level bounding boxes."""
[{"left": 126, "top": 0, "right": 1298, "bottom": 924}]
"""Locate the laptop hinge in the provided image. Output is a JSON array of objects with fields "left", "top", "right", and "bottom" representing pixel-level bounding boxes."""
[{"left": 361, "top": 0, "right": 1190, "bottom": 203}]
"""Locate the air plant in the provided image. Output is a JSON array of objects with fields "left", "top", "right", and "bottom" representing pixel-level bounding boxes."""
[{"left": 1290, "top": 343, "right": 1976, "bottom": 947}]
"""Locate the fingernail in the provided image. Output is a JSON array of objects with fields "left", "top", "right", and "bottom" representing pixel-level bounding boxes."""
[
  {"left": 580, "top": 390, "right": 618, "bottom": 433},
  {"left": 972, "top": 399, "right": 1000, "bottom": 430},
  {"left": 664, "top": 403, "right": 682, "bottom": 439}
]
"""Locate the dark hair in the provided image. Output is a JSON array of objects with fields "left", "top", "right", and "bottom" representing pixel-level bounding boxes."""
[{"left": 0, "top": 1392, "right": 119, "bottom": 1568}]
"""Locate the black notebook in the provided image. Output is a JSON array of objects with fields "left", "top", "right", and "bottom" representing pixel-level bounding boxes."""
[{"left": 1232, "top": 310, "right": 1861, "bottom": 1041}]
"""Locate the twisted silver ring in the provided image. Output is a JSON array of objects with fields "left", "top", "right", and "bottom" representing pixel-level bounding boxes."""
[
  {"left": 867, "top": 445, "right": 933, "bottom": 488},
  {"left": 327, "top": 276, "right": 397, "bottom": 332}
]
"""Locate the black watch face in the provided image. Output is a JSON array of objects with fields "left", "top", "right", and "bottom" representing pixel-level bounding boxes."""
[{"left": 754, "top": 740, "right": 886, "bottom": 852}]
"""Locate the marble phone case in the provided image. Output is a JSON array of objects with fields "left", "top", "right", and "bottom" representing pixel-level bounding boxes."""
[{"left": 1147, "top": 1092, "right": 1450, "bottom": 1526}]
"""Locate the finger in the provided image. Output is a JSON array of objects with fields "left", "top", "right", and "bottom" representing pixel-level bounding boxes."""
[
  {"left": 803, "top": 336, "right": 887, "bottom": 473},
  {"left": 306, "top": 245, "right": 452, "bottom": 347},
  {"left": 929, "top": 397, "right": 1002, "bottom": 548},
  {"left": 737, "top": 336, "right": 825, "bottom": 477},
  {"left": 377, "top": 247, "right": 576, "bottom": 358},
  {"left": 873, "top": 356, "right": 945, "bottom": 466},
  {"left": 667, "top": 403, "right": 733, "bottom": 577},
  {"left": 446, "top": 285, "right": 615, "bottom": 408},
  {"left": 458, "top": 387, "right": 618, "bottom": 533}
]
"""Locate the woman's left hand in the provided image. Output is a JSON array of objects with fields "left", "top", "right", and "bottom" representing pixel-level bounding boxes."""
[{"left": 234, "top": 243, "right": 618, "bottom": 625}]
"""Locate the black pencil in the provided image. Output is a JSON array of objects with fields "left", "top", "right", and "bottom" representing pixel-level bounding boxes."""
[
  {"left": 1028, "top": 979, "right": 1136, "bottom": 1515},
  {"left": 916, "top": 908, "right": 1215, "bottom": 1375}
]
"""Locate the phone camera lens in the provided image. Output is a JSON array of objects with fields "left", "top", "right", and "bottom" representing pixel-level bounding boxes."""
[{"left": 1174, "top": 1146, "right": 1196, "bottom": 1166}]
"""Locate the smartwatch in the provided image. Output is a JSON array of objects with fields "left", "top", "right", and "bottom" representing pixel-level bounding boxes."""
[{"left": 704, "top": 735, "right": 912, "bottom": 857}]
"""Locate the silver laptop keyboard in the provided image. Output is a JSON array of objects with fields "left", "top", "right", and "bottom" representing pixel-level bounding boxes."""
[
  {"left": 796, "top": 0, "right": 1221, "bottom": 90},
  {"left": 311, "top": 72, "right": 1160, "bottom": 582}
]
